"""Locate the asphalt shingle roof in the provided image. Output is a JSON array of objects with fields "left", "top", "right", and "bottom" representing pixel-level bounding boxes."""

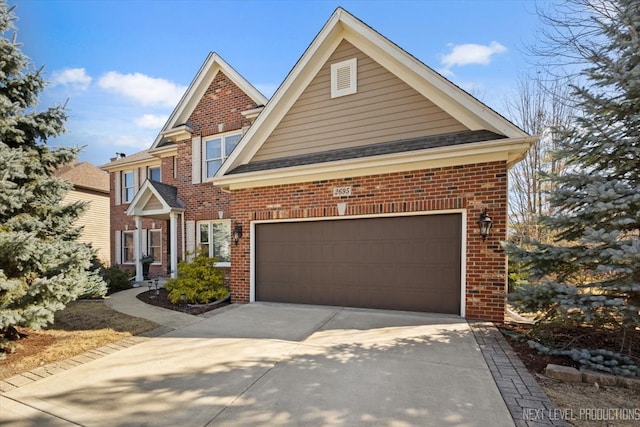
[
  {"left": 55, "top": 162, "right": 110, "bottom": 193},
  {"left": 148, "top": 180, "right": 184, "bottom": 209},
  {"left": 228, "top": 130, "right": 506, "bottom": 175}
]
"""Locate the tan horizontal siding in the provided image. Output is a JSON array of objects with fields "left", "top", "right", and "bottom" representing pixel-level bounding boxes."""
[
  {"left": 62, "top": 190, "right": 111, "bottom": 265},
  {"left": 252, "top": 40, "right": 467, "bottom": 162},
  {"left": 143, "top": 196, "right": 163, "bottom": 211}
]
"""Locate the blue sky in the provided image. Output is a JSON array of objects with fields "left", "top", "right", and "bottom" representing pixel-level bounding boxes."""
[{"left": 12, "top": 0, "right": 545, "bottom": 166}]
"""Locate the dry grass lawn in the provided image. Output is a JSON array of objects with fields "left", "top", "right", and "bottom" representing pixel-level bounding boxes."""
[
  {"left": 539, "top": 376, "right": 640, "bottom": 426},
  {"left": 0, "top": 300, "right": 158, "bottom": 380}
]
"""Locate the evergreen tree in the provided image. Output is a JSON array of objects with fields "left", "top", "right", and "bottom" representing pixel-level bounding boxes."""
[
  {"left": 506, "top": 0, "right": 640, "bottom": 352},
  {"left": 0, "top": 2, "right": 106, "bottom": 353}
]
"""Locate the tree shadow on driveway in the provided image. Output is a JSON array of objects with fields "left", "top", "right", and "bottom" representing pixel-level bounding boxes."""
[{"left": 6, "top": 306, "right": 511, "bottom": 427}]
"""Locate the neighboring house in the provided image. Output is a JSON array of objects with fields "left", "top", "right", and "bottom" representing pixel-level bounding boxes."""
[
  {"left": 56, "top": 162, "right": 111, "bottom": 265},
  {"left": 103, "top": 8, "right": 535, "bottom": 322}
]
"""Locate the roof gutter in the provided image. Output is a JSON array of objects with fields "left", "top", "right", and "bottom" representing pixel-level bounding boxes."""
[{"left": 214, "top": 135, "right": 537, "bottom": 190}]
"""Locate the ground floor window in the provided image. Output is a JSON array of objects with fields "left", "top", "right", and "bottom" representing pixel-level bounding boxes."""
[
  {"left": 122, "top": 231, "right": 134, "bottom": 264},
  {"left": 148, "top": 229, "right": 162, "bottom": 264},
  {"left": 197, "top": 220, "right": 230, "bottom": 266}
]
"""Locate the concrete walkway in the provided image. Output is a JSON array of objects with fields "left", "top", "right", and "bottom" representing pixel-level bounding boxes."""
[
  {"left": 104, "top": 287, "right": 202, "bottom": 331},
  {"left": 1, "top": 290, "right": 564, "bottom": 427}
]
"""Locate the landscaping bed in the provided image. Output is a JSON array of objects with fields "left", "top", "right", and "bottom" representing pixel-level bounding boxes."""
[
  {"left": 499, "top": 322, "right": 640, "bottom": 426},
  {"left": 136, "top": 288, "right": 230, "bottom": 315},
  {"left": 499, "top": 322, "right": 640, "bottom": 376}
]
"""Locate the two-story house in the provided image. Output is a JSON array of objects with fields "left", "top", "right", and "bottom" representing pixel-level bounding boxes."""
[
  {"left": 101, "top": 54, "right": 267, "bottom": 282},
  {"left": 103, "top": 8, "right": 535, "bottom": 322}
]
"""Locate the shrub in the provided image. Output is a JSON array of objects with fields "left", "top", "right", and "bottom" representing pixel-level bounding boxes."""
[
  {"left": 165, "top": 252, "right": 227, "bottom": 304},
  {"left": 103, "top": 264, "right": 134, "bottom": 295},
  {"left": 77, "top": 252, "right": 109, "bottom": 299}
]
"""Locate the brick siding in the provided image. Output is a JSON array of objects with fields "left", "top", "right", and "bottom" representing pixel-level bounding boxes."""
[
  {"left": 229, "top": 160, "right": 508, "bottom": 322},
  {"left": 109, "top": 71, "right": 260, "bottom": 281}
]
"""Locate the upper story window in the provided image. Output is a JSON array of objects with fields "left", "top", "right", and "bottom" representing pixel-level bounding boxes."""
[
  {"left": 123, "top": 171, "right": 134, "bottom": 203},
  {"left": 204, "top": 132, "right": 242, "bottom": 178},
  {"left": 148, "top": 166, "right": 161, "bottom": 182}
]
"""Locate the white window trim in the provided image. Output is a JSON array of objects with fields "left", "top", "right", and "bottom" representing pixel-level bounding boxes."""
[
  {"left": 122, "top": 170, "right": 134, "bottom": 203},
  {"left": 202, "top": 131, "right": 242, "bottom": 181},
  {"left": 148, "top": 166, "right": 161, "bottom": 182},
  {"left": 331, "top": 57, "right": 357, "bottom": 98},
  {"left": 122, "top": 230, "right": 135, "bottom": 265},
  {"left": 148, "top": 229, "right": 162, "bottom": 265},
  {"left": 196, "top": 219, "right": 231, "bottom": 267}
]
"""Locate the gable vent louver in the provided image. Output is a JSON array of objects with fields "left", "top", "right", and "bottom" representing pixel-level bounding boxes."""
[{"left": 331, "top": 58, "right": 357, "bottom": 98}]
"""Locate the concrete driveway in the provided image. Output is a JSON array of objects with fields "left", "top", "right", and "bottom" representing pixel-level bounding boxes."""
[{"left": 2, "top": 303, "right": 513, "bottom": 426}]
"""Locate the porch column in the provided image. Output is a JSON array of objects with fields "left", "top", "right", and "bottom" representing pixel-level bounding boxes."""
[
  {"left": 170, "top": 212, "right": 178, "bottom": 278},
  {"left": 135, "top": 215, "right": 143, "bottom": 281}
]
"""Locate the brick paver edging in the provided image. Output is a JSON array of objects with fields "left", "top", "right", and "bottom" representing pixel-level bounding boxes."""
[
  {"left": 469, "top": 321, "right": 567, "bottom": 427},
  {"left": 0, "top": 325, "right": 174, "bottom": 394}
]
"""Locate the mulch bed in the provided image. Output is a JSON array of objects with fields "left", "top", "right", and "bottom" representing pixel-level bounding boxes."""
[
  {"left": 498, "top": 322, "right": 640, "bottom": 375},
  {"left": 136, "top": 288, "right": 230, "bottom": 316}
]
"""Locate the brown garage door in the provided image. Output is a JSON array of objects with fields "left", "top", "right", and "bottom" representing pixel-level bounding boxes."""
[{"left": 255, "top": 214, "right": 462, "bottom": 314}]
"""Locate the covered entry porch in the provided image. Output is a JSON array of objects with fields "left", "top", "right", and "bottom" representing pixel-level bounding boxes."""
[{"left": 125, "top": 180, "right": 185, "bottom": 281}]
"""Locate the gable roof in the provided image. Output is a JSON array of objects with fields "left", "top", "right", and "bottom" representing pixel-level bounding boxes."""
[
  {"left": 56, "top": 162, "right": 109, "bottom": 194},
  {"left": 215, "top": 7, "right": 531, "bottom": 183},
  {"left": 125, "top": 180, "right": 184, "bottom": 218},
  {"left": 151, "top": 53, "right": 268, "bottom": 149}
]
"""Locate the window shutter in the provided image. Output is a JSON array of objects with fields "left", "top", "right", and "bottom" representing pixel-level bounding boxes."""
[
  {"left": 115, "top": 231, "right": 122, "bottom": 264},
  {"left": 192, "top": 136, "right": 202, "bottom": 184},
  {"left": 186, "top": 220, "right": 195, "bottom": 261},
  {"left": 201, "top": 138, "right": 207, "bottom": 181},
  {"left": 331, "top": 58, "right": 357, "bottom": 98},
  {"left": 141, "top": 229, "right": 148, "bottom": 257},
  {"left": 114, "top": 172, "right": 121, "bottom": 206},
  {"left": 133, "top": 167, "right": 140, "bottom": 191}
]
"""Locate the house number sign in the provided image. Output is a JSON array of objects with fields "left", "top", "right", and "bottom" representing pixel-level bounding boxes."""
[{"left": 333, "top": 186, "right": 352, "bottom": 197}]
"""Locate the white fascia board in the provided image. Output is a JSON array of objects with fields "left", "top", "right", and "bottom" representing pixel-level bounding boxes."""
[
  {"left": 160, "top": 124, "right": 193, "bottom": 143},
  {"left": 148, "top": 144, "right": 178, "bottom": 158},
  {"left": 101, "top": 158, "right": 161, "bottom": 173},
  {"left": 151, "top": 54, "right": 216, "bottom": 149},
  {"left": 216, "top": 13, "right": 345, "bottom": 177},
  {"left": 151, "top": 53, "right": 268, "bottom": 149},
  {"left": 214, "top": 136, "right": 536, "bottom": 190},
  {"left": 125, "top": 182, "right": 185, "bottom": 217}
]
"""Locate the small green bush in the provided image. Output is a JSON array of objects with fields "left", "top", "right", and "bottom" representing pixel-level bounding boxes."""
[
  {"left": 165, "top": 252, "right": 227, "bottom": 304},
  {"left": 103, "top": 264, "right": 134, "bottom": 295}
]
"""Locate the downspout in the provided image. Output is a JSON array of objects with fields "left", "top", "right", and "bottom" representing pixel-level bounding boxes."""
[{"left": 181, "top": 212, "right": 185, "bottom": 261}]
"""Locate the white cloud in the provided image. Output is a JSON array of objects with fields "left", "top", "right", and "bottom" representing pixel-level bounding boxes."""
[
  {"left": 109, "top": 135, "right": 152, "bottom": 150},
  {"left": 98, "top": 72, "right": 186, "bottom": 107},
  {"left": 51, "top": 68, "right": 92, "bottom": 90},
  {"left": 440, "top": 41, "right": 507, "bottom": 73},
  {"left": 134, "top": 114, "right": 168, "bottom": 129}
]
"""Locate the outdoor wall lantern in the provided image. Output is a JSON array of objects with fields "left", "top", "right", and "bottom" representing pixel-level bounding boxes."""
[
  {"left": 478, "top": 208, "right": 493, "bottom": 241},
  {"left": 233, "top": 222, "right": 243, "bottom": 245}
]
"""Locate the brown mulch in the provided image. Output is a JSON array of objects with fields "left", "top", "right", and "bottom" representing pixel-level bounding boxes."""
[
  {"left": 136, "top": 288, "right": 230, "bottom": 315},
  {"left": 498, "top": 322, "right": 640, "bottom": 375}
]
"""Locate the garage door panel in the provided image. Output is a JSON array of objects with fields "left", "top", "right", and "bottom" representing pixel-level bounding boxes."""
[{"left": 256, "top": 214, "right": 461, "bottom": 314}]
